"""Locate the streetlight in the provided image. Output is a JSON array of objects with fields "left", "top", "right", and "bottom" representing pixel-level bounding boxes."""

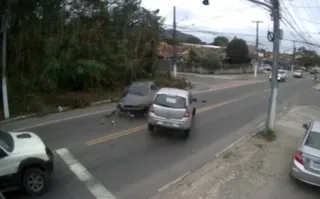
[{"left": 202, "top": 0, "right": 209, "bottom": 5}]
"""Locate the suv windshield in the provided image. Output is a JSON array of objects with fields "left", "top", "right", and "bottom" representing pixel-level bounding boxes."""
[
  {"left": 0, "top": 130, "right": 14, "bottom": 152},
  {"left": 128, "top": 83, "right": 149, "bottom": 96},
  {"left": 154, "top": 94, "right": 186, "bottom": 109},
  {"left": 305, "top": 131, "right": 320, "bottom": 150}
]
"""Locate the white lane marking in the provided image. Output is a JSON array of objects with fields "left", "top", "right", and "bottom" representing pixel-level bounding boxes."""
[
  {"left": 56, "top": 148, "right": 117, "bottom": 199},
  {"left": 13, "top": 108, "right": 114, "bottom": 131},
  {"left": 157, "top": 171, "right": 191, "bottom": 193}
]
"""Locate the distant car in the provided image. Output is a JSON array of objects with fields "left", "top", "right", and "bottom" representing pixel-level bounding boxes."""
[
  {"left": 293, "top": 70, "right": 303, "bottom": 78},
  {"left": 269, "top": 70, "right": 287, "bottom": 82},
  {"left": 117, "top": 81, "right": 159, "bottom": 115},
  {"left": 0, "top": 130, "right": 54, "bottom": 196},
  {"left": 291, "top": 121, "right": 320, "bottom": 186},
  {"left": 147, "top": 88, "right": 197, "bottom": 138}
]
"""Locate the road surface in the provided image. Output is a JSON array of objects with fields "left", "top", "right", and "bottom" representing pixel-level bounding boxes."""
[{"left": 3, "top": 75, "right": 315, "bottom": 199}]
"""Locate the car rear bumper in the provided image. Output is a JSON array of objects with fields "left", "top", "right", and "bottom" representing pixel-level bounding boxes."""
[
  {"left": 117, "top": 104, "right": 148, "bottom": 114},
  {"left": 148, "top": 113, "right": 192, "bottom": 130},
  {"left": 291, "top": 160, "right": 320, "bottom": 186}
]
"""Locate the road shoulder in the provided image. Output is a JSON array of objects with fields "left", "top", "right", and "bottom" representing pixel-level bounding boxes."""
[{"left": 149, "top": 105, "right": 320, "bottom": 199}]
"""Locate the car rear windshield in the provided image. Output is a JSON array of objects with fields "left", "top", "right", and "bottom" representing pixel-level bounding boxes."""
[
  {"left": 305, "top": 131, "right": 320, "bottom": 150},
  {"left": 128, "top": 83, "right": 149, "bottom": 96},
  {"left": 154, "top": 94, "right": 186, "bottom": 109}
]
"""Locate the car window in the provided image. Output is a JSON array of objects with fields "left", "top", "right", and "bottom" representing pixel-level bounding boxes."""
[
  {"left": 305, "top": 131, "right": 320, "bottom": 150},
  {"left": 0, "top": 148, "right": 7, "bottom": 158},
  {"left": 0, "top": 131, "right": 14, "bottom": 152},
  {"left": 154, "top": 94, "right": 187, "bottom": 109},
  {"left": 150, "top": 84, "right": 158, "bottom": 91},
  {"left": 128, "top": 83, "right": 149, "bottom": 96}
]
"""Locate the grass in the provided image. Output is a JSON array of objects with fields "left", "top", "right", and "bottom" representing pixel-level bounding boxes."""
[
  {"left": 256, "top": 128, "right": 276, "bottom": 142},
  {"left": 223, "top": 152, "right": 233, "bottom": 159}
]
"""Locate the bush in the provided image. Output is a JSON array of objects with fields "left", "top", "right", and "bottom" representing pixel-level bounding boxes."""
[{"left": 154, "top": 76, "right": 192, "bottom": 89}]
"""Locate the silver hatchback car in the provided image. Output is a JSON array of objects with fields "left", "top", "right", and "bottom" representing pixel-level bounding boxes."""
[
  {"left": 291, "top": 121, "right": 320, "bottom": 186},
  {"left": 147, "top": 88, "right": 197, "bottom": 138}
]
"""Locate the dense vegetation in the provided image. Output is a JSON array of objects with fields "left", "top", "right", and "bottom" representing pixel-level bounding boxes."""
[{"left": 0, "top": 0, "right": 183, "bottom": 116}]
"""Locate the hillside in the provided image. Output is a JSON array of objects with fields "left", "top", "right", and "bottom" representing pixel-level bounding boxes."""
[{"left": 162, "top": 29, "right": 205, "bottom": 44}]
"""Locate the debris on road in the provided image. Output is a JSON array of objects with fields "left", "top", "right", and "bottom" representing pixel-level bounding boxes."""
[{"left": 150, "top": 106, "right": 320, "bottom": 199}]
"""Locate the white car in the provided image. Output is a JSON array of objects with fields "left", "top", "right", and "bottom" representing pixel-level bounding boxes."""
[
  {"left": 269, "top": 70, "right": 287, "bottom": 82},
  {"left": 0, "top": 130, "right": 54, "bottom": 196},
  {"left": 293, "top": 70, "right": 303, "bottom": 78},
  {"left": 147, "top": 88, "right": 197, "bottom": 138}
]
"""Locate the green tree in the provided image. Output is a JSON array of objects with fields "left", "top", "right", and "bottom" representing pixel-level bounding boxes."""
[
  {"left": 296, "top": 47, "right": 320, "bottom": 67},
  {"left": 1, "top": 0, "right": 164, "bottom": 114},
  {"left": 185, "top": 36, "right": 203, "bottom": 44},
  {"left": 198, "top": 53, "right": 221, "bottom": 70},
  {"left": 186, "top": 48, "right": 198, "bottom": 66},
  {"left": 212, "top": 36, "right": 229, "bottom": 46},
  {"left": 226, "top": 38, "right": 249, "bottom": 64}
]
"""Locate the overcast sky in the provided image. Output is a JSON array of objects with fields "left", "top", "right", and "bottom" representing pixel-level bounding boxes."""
[{"left": 141, "top": 0, "right": 320, "bottom": 53}]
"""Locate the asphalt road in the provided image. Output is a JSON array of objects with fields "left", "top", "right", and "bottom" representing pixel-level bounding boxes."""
[{"left": 4, "top": 75, "right": 315, "bottom": 199}]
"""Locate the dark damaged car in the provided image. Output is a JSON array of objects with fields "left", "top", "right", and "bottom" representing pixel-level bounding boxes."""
[{"left": 117, "top": 81, "right": 159, "bottom": 116}]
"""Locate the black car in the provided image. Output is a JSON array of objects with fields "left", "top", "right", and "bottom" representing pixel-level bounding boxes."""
[{"left": 117, "top": 81, "right": 159, "bottom": 115}]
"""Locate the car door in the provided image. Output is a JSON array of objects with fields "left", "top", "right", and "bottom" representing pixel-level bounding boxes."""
[{"left": 0, "top": 147, "right": 19, "bottom": 187}]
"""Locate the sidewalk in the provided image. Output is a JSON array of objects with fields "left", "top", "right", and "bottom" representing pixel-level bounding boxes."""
[
  {"left": 150, "top": 105, "right": 320, "bottom": 199},
  {"left": 177, "top": 72, "right": 269, "bottom": 80}
]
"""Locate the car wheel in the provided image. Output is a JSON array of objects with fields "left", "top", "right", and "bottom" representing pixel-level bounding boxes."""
[
  {"left": 22, "top": 167, "right": 49, "bottom": 196},
  {"left": 148, "top": 124, "right": 154, "bottom": 132},
  {"left": 182, "top": 129, "right": 190, "bottom": 139},
  {"left": 192, "top": 108, "right": 196, "bottom": 116}
]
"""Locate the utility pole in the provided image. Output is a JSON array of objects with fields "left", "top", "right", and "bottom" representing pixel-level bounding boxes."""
[
  {"left": 291, "top": 41, "right": 296, "bottom": 72},
  {"left": 1, "top": 1, "right": 10, "bottom": 119},
  {"left": 252, "top": 20, "right": 263, "bottom": 78},
  {"left": 267, "top": 0, "right": 280, "bottom": 130},
  {"left": 172, "top": 6, "right": 177, "bottom": 77},
  {"left": 247, "top": 0, "right": 280, "bottom": 131}
]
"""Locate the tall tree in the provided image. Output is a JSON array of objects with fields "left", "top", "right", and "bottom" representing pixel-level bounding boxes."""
[
  {"left": 212, "top": 36, "right": 229, "bottom": 46},
  {"left": 226, "top": 38, "right": 249, "bottom": 64},
  {"left": 1, "top": 0, "right": 164, "bottom": 113}
]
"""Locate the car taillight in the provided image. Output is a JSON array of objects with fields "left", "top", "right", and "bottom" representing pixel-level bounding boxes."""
[
  {"left": 149, "top": 105, "right": 154, "bottom": 113},
  {"left": 183, "top": 109, "right": 191, "bottom": 117},
  {"left": 295, "top": 150, "right": 303, "bottom": 165}
]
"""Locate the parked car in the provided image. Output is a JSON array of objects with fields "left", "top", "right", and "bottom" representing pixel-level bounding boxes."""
[
  {"left": 147, "top": 88, "right": 197, "bottom": 138},
  {"left": 269, "top": 69, "right": 287, "bottom": 82},
  {"left": 0, "top": 130, "right": 54, "bottom": 196},
  {"left": 117, "top": 81, "right": 159, "bottom": 116},
  {"left": 293, "top": 70, "right": 303, "bottom": 78},
  {"left": 290, "top": 121, "right": 320, "bottom": 186}
]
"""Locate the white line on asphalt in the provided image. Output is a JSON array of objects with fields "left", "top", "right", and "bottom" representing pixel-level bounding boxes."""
[
  {"left": 13, "top": 108, "right": 114, "bottom": 131},
  {"left": 157, "top": 171, "right": 191, "bottom": 193},
  {"left": 56, "top": 148, "right": 117, "bottom": 199}
]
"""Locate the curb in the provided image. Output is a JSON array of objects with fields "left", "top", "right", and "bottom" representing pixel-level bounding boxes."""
[
  {"left": 157, "top": 122, "right": 266, "bottom": 194},
  {"left": 0, "top": 99, "right": 114, "bottom": 124},
  {"left": 156, "top": 102, "right": 294, "bottom": 194}
]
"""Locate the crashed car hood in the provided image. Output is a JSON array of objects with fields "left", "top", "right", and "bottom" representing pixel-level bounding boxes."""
[{"left": 121, "top": 94, "right": 149, "bottom": 106}]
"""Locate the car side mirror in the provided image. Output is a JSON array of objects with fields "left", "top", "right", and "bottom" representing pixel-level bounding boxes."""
[
  {"left": 151, "top": 85, "right": 158, "bottom": 91},
  {"left": 192, "top": 98, "right": 197, "bottom": 102},
  {"left": 122, "top": 87, "right": 128, "bottom": 96},
  {"left": 302, "top": 123, "right": 309, "bottom": 130}
]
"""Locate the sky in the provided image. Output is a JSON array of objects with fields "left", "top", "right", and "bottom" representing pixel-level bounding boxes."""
[{"left": 141, "top": 0, "right": 320, "bottom": 53}]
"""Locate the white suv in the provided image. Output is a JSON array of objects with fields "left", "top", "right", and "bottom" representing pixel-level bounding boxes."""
[{"left": 0, "top": 130, "right": 54, "bottom": 196}]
